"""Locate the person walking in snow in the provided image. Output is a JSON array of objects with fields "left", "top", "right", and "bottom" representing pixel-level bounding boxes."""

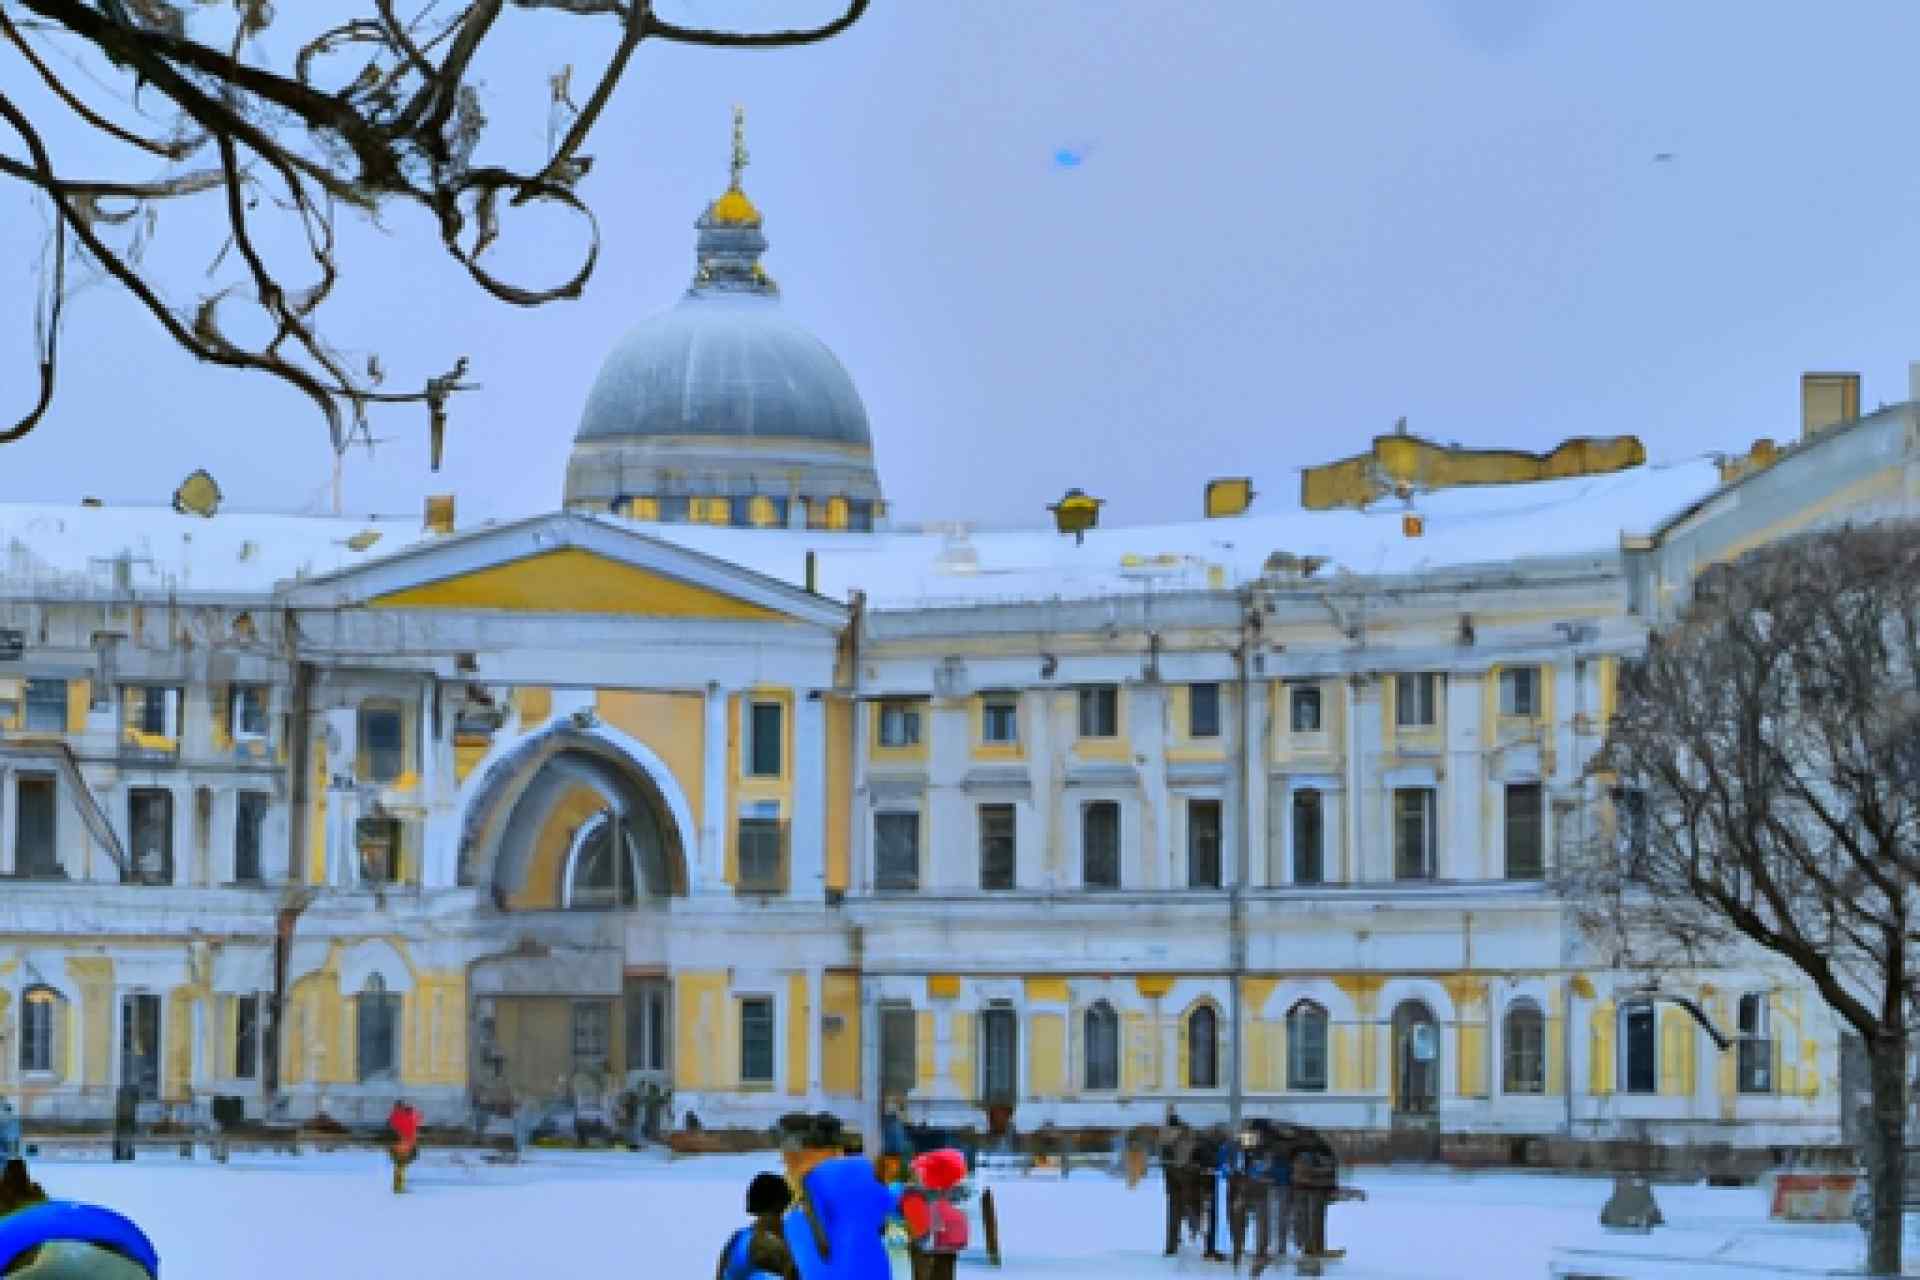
[
  {"left": 718, "top": 1172, "right": 798, "bottom": 1280},
  {"left": 387, "top": 1098, "right": 422, "bottom": 1194}
]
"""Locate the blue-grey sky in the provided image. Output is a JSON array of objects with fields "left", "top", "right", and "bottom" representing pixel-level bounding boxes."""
[{"left": 7, "top": 2, "right": 1920, "bottom": 528}]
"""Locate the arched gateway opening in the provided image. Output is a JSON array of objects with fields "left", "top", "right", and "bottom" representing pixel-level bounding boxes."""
[{"left": 458, "top": 724, "right": 690, "bottom": 1131}]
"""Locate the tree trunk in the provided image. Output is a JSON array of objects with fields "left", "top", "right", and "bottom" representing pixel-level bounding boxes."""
[{"left": 1865, "top": 1035, "right": 1907, "bottom": 1275}]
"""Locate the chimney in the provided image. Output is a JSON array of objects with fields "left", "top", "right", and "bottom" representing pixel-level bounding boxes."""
[
  {"left": 423, "top": 494, "right": 455, "bottom": 535},
  {"left": 1801, "top": 372, "right": 1860, "bottom": 440},
  {"left": 1909, "top": 361, "right": 1920, "bottom": 405}
]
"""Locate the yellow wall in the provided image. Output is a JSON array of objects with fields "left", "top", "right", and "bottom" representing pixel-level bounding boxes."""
[
  {"left": 306, "top": 736, "right": 328, "bottom": 884},
  {"left": 1070, "top": 688, "right": 1130, "bottom": 762},
  {"left": 507, "top": 781, "right": 604, "bottom": 910},
  {"left": 675, "top": 971, "right": 731, "bottom": 1091},
  {"left": 825, "top": 699, "right": 852, "bottom": 891},
  {"left": 821, "top": 972, "right": 860, "bottom": 1096},
  {"left": 869, "top": 699, "right": 931, "bottom": 767},
  {"left": 371, "top": 548, "right": 784, "bottom": 619},
  {"left": 786, "top": 973, "right": 810, "bottom": 1096},
  {"left": 1030, "top": 1012, "right": 1065, "bottom": 1097},
  {"left": 514, "top": 686, "right": 552, "bottom": 727},
  {"left": 969, "top": 692, "right": 1024, "bottom": 763},
  {"left": 1589, "top": 999, "right": 1615, "bottom": 1096},
  {"left": 1659, "top": 1004, "right": 1696, "bottom": 1096},
  {"left": 596, "top": 690, "right": 705, "bottom": 823},
  {"left": 949, "top": 1010, "right": 974, "bottom": 1099},
  {"left": 1445, "top": 977, "right": 1489, "bottom": 1098},
  {"left": 66, "top": 956, "right": 113, "bottom": 1089}
]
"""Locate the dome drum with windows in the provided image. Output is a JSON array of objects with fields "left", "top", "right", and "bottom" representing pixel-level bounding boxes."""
[{"left": 565, "top": 108, "right": 884, "bottom": 531}]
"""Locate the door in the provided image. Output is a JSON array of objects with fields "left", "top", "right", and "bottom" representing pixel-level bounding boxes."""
[
  {"left": 623, "top": 978, "right": 670, "bottom": 1084},
  {"left": 1392, "top": 1000, "right": 1439, "bottom": 1117},
  {"left": 121, "top": 993, "right": 162, "bottom": 1101}
]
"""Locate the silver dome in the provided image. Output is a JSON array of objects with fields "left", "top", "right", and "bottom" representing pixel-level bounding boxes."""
[{"left": 575, "top": 294, "right": 872, "bottom": 449}]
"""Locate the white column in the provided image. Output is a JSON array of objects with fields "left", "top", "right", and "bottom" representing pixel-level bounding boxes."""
[
  {"left": 791, "top": 694, "right": 825, "bottom": 901},
  {"left": 1244, "top": 676, "right": 1271, "bottom": 888},
  {"left": 1346, "top": 679, "right": 1377, "bottom": 883},
  {"left": 1445, "top": 674, "right": 1485, "bottom": 879},
  {"left": 702, "top": 685, "right": 728, "bottom": 893}
]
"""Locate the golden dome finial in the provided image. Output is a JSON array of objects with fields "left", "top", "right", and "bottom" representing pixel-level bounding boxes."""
[{"left": 708, "top": 103, "right": 761, "bottom": 226}]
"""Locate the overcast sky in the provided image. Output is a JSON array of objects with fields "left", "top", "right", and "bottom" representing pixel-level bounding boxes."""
[{"left": 7, "top": 2, "right": 1920, "bottom": 530}]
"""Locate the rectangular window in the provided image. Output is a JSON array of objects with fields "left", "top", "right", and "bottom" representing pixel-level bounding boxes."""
[
  {"left": 877, "top": 701, "right": 922, "bottom": 749},
  {"left": 234, "top": 993, "right": 261, "bottom": 1080},
  {"left": 737, "top": 817, "right": 784, "bottom": 892},
  {"left": 979, "top": 804, "right": 1016, "bottom": 891},
  {"left": 230, "top": 685, "right": 269, "bottom": 739},
  {"left": 15, "top": 775, "right": 57, "bottom": 878},
  {"left": 1395, "top": 673, "right": 1439, "bottom": 728},
  {"left": 1737, "top": 993, "right": 1773, "bottom": 1094},
  {"left": 1287, "top": 1009, "right": 1328, "bottom": 1091},
  {"left": 1504, "top": 783, "right": 1544, "bottom": 880},
  {"left": 20, "top": 989, "right": 56, "bottom": 1075},
  {"left": 125, "top": 686, "right": 179, "bottom": 738},
  {"left": 624, "top": 978, "right": 670, "bottom": 1075},
  {"left": 748, "top": 702, "right": 784, "bottom": 777},
  {"left": 981, "top": 695, "right": 1019, "bottom": 745},
  {"left": 1499, "top": 667, "right": 1540, "bottom": 718},
  {"left": 874, "top": 812, "right": 920, "bottom": 891},
  {"left": 1621, "top": 1001, "right": 1658, "bottom": 1094},
  {"left": 1503, "top": 1009, "right": 1546, "bottom": 1095},
  {"left": 1188, "top": 683, "right": 1221, "bottom": 739},
  {"left": 1082, "top": 800, "right": 1120, "bottom": 889},
  {"left": 1186, "top": 799, "right": 1222, "bottom": 889},
  {"left": 234, "top": 791, "right": 269, "bottom": 883},
  {"left": 879, "top": 1004, "right": 917, "bottom": 1100},
  {"left": 571, "top": 1000, "right": 611, "bottom": 1072},
  {"left": 1292, "top": 789, "right": 1324, "bottom": 885},
  {"left": 360, "top": 704, "right": 405, "bottom": 782},
  {"left": 980, "top": 1005, "right": 1017, "bottom": 1104},
  {"left": 23, "top": 680, "right": 66, "bottom": 732},
  {"left": 1290, "top": 684, "right": 1322, "bottom": 734},
  {"left": 121, "top": 992, "right": 162, "bottom": 1101},
  {"left": 129, "top": 788, "right": 174, "bottom": 885},
  {"left": 1077, "top": 686, "right": 1118, "bottom": 739},
  {"left": 740, "top": 997, "right": 775, "bottom": 1085},
  {"left": 1393, "top": 787, "right": 1435, "bottom": 880},
  {"left": 355, "top": 817, "right": 400, "bottom": 885}
]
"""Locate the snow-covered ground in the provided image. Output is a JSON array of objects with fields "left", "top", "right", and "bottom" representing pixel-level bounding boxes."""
[{"left": 10, "top": 1149, "right": 1877, "bottom": 1278}]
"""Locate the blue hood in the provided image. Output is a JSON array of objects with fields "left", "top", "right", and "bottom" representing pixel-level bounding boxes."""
[{"left": 785, "top": 1157, "right": 893, "bottom": 1280}]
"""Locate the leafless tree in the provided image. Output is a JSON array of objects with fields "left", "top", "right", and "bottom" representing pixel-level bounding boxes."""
[
  {"left": 0, "top": 0, "right": 867, "bottom": 462},
  {"left": 1563, "top": 521, "right": 1920, "bottom": 1275}
]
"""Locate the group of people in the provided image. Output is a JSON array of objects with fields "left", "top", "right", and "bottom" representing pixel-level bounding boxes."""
[
  {"left": 719, "top": 1112, "right": 990, "bottom": 1280},
  {"left": 1152, "top": 1114, "right": 1345, "bottom": 1274}
]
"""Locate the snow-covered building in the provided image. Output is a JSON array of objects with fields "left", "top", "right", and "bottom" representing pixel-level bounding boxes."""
[{"left": 0, "top": 128, "right": 1912, "bottom": 1158}]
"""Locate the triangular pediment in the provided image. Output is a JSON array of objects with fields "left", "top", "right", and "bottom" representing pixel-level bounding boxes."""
[{"left": 277, "top": 513, "right": 844, "bottom": 628}]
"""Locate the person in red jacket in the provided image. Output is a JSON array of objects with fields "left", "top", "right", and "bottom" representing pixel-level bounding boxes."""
[{"left": 387, "top": 1100, "right": 422, "bottom": 1194}]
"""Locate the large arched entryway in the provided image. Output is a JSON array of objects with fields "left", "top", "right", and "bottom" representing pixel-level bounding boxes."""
[{"left": 457, "top": 724, "right": 692, "bottom": 1129}]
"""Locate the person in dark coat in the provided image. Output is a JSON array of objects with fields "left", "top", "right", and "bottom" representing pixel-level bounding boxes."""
[
  {"left": 717, "top": 1172, "right": 797, "bottom": 1280},
  {"left": 1157, "top": 1116, "right": 1192, "bottom": 1256}
]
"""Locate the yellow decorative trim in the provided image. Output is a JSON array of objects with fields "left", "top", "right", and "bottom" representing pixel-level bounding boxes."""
[
  {"left": 927, "top": 975, "right": 961, "bottom": 1001},
  {"left": 372, "top": 549, "right": 783, "bottom": 620},
  {"left": 1024, "top": 977, "right": 1069, "bottom": 1004},
  {"left": 1135, "top": 976, "right": 1175, "bottom": 999}
]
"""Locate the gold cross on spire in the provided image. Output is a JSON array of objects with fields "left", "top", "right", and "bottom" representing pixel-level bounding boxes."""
[{"left": 729, "top": 103, "right": 749, "bottom": 191}]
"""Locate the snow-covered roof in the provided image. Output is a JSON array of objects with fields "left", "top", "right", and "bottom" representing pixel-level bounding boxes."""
[
  {"left": 0, "top": 457, "right": 1725, "bottom": 609},
  {"left": 611, "top": 458, "right": 1727, "bottom": 611},
  {"left": 0, "top": 503, "right": 434, "bottom": 599}
]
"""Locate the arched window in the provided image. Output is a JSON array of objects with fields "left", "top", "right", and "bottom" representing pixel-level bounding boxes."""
[
  {"left": 1286, "top": 1000, "right": 1329, "bottom": 1091},
  {"left": 1186, "top": 1004, "right": 1219, "bottom": 1089},
  {"left": 1502, "top": 1000, "right": 1545, "bottom": 1094},
  {"left": 569, "top": 811, "right": 638, "bottom": 909},
  {"left": 19, "top": 986, "right": 62, "bottom": 1075},
  {"left": 1084, "top": 1001, "right": 1119, "bottom": 1091},
  {"left": 356, "top": 974, "right": 400, "bottom": 1082}
]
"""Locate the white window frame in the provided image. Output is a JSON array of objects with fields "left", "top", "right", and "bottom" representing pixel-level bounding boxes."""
[
  {"left": 981, "top": 695, "right": 1019, "bottom": 745},
  {"left": 230, "top": 685, "right": 270, "bottom": 741},
  {"left": 1289, "top": 683, "right": 1323, "bottom": 735},
  {"left": 1499, "top": 666, "right": 1540, "bottom": 718},
  {"left": 1395, "top": 673, "right": 1439, "bottom": 729},
  {"left": 738, "top": 994, "right": 777, "bottom": 1087},
  {"left": 878, "top": 700, "right": 922, "bottom": 749},
  {"left": 1392, "top": 786, "right": 1437, "bottom": 880},
  {"left": 873, "top": 810, "right": 920, "bottom": 892},
  {"left": 22, "top": 680, "right": 66, "bottom": 733},
  {"left": 1077, "top": 686, "right": 1119, "bottom": 739}
]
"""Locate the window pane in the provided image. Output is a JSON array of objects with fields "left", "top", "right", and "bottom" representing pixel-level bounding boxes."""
[
  {"left": 1085, "top": 1004, "right": 1119, "bottom": 1091},
  {"left": 235, "top": 792, "right": 268, "bottom": 883},
  {"left": 130, "top": 789, "right": 173, "bottom": 885},
  {"left": 1083, "top": 802, "right": 1120, "bottom": 888},
  {"left": 1292, "top": 790, "right": 1323, "bottom": 885},
  {"left": 1505, "top": 783, "right": 1543, "bottom": 879},
  {"left": 1394, "top": 788, "right": 1433, "bottom": 879},
  {"left": 1187, "top": 799, "right": 1221, "bottom": 889},
  {"left": 749, "top": 703, "right": 783, "bottom": 777},
  {"left": 21, "top": 990, "right": 55, "bottom": 1074},
  {"left": 1396, "top": 674, "right": 1436, "bottom": 727},
  {"left": 234, "top": 686, "right": 269, "bottom": 737},
  {"left": 1500, "top": 668, "right": 1538, "bottom": 717},
  {"left": 235, "top": 994, "right": 260, "bottom": 1080},
  {"left": 357, "top": 981, "right": 397, "bottom": 1081},
  {"left": 738, "top": 818, "right": 783, "bottom": 890},
  {"left": 983, "top": 698, "right": 1018, "bottom": 744},
  {"left": 16, "top": 776, "right": 57, "bottom": 878},
  {"left": 356, "top": 817, "right": 399, "bottom": 884},
  {"left": 1078, "top": 687, "right": 1117, "bottom": 738},
  {"left": 880, "top": 1006, "right": 916, "bottom": 1098},
  {"left": 1189, "top": 683, "right": 1220, "bottom": 738},
  {"left": 1188, "top": 1007, "right": 1218, "bottom": 1088},
  {"left": 875, "top": 812, "right": 919, "bottom": 891},
  {"left": 1287, "top": 1004, "right": 1328, "bottom": 1091},
  {"left": 979, "top": 804, "right": 1016, "bottom": 890},
  {"left": 23, "top": 680, "right": 66, "bottom": 732},
  {"left": 879, "top": 702, "right": 920, "bottom": 748},
  {"left": 1623, "top": 1002, "right": 1657, "bottom": 1094},
  {"left": 363, "top": 707, "right": 404, "bottom": 781},
  {"left": 981, "top": 1008, "right": 1017, "bottom": 1102},
  {"left": 1290, "top": 686, "right": 1322, "bottom": 733},
  {"left": 1503, "top": 1005, "right": 1544, "bottom": 1094},
  {"left": 741, "top": 999, "right": 774, "bottom": 1083}
]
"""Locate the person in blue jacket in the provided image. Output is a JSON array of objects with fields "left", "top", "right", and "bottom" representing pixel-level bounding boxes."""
[
  {"left": 0, "top": 1158, "right": 158, "bottom": 1278},
  {"left": 717, "top": 1172, "right": 797, "bottom": 1280},
  {"left": 783, "top": 1155, "right": 896, "bottom": 1280}
]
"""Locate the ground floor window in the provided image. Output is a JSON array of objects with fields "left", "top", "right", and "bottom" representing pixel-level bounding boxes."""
[
  {"left": 880, "top": 1004, "right": 916, "bottom": 1099},
  {"left": 1084, "top": 1001, "right": 1119, "bottom": 1091},
  {"left": 1187, "top": 1005, "right": 1219, "bottom": 1089},
  {"left": 1287, "top": 1001, "right": 1328, "bottom": 1091},
  {"left": 1503, "top": 1001, "right": 1546, "bottom": 1094},
  {"left": 357, "top": 975, "right": 400, "bottom": 1081},
  {"left": 740, "top": 997, "right": 775, "bottom": 1085},
  {"left": 1620, "top": 1000, "right": 1658, "bottom": 1094},
  {"left": 980, "top": 1005, "right": 1018, "bottom": 1104},
  {"left": 20, "top": 986, "right": 60, "bottom": 1075}
]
